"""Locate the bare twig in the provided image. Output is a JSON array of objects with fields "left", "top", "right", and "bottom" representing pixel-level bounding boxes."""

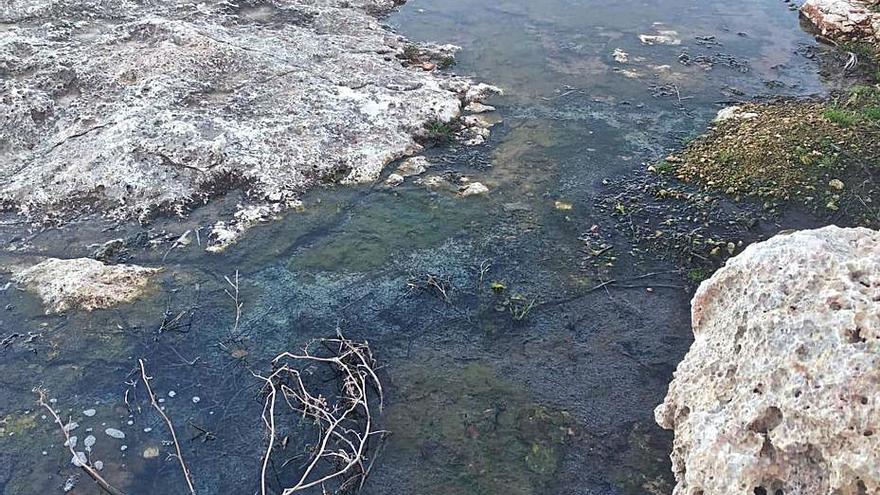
[
  {"left": 34, "top": 388, "right": 127, "bottom": 495},
  {"left": 478, "top": 259, "right": 492, "bottom": 284},
  {"left": 138, "top": 359, "right": 197, "bottom": 495},
  {"left": 224, "top": 270, "right": 243, "bottom": 340},
  {"left": 254, "top": 331, "right": 385, "bottom": 494}
]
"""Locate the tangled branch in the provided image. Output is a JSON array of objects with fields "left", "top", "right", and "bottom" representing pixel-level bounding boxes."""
[{"left": 256, "top": 332, "right": 385, "bottom": 494}]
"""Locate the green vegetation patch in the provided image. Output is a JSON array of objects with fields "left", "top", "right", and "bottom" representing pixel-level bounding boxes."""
[
  {"left": 385, "top": 361, "right": 576, "bottom": 495},
  {"left": 670, "top": 85, "right": 880, "bottom": 228}
]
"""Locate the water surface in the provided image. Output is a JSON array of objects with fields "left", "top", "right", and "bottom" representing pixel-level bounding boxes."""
[{"left": 0, "top": 1, "right": 834, "bottom": 494}]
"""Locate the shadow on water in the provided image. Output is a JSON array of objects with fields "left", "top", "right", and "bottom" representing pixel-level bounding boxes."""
[{"left": 0, "top": 0, "right": 840, "bottom": 494}]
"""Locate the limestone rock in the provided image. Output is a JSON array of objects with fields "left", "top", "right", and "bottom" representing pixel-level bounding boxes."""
[
  {"left": 715, "top": 106, "right": 760, "bottom": 123},
  {"left": 656, "top": 226, "right": 880, "bottom": 495},
  {"left": 801, "top": 0, "right": 880, "bottom": 42},
  {"left": 12, "top": 258, "right": 160, "bottom": 313},
  {"left": 459, "top": 182, "right": 489, "bottom": 197},
  {"left": 394, "top": 156, "right": 431, "bottom": 177},
  {"left": 0, "top": 0, "right": 497, "bottom": 229}
]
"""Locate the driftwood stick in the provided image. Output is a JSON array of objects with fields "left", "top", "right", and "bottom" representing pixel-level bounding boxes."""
[
  {"left": 138, "top": 359, "right": 197, "bottom": 495},
  {"left": 34, "top": 388, "right": 127, "bottom": 495}
]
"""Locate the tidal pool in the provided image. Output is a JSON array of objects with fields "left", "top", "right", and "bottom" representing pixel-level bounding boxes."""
[{"left": 0, "top": 1, "right": 837, "bottom": 494}]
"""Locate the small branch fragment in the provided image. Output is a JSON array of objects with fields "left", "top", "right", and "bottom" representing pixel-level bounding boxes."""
[
  {"left": 138, "top": 359, "right": 197, "bottom": 495},
  {"left": 34, "top": 388, "right": 127, "bottom": 495}
]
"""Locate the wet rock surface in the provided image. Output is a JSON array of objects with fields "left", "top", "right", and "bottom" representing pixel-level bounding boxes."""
[
  {"left": 10, "top": 257, "right": 160, "bottom": 313},
  {"left": 0, "top": 0, "right": 494, "bottom": 230},
  {"left": 801, "top": 0, "right": 880, "bottom": 42},
  {"left": 656, "top": 226, "right": 880, "bottom": 495}
]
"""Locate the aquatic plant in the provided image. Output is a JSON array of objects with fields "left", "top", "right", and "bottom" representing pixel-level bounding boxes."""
[{"left": 422, "top": 119, "right": 457, "bottom": 143}]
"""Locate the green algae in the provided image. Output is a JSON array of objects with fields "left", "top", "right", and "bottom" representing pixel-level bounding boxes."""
[
  {"left": 609, "top": 423, "right": 674, "bottom": 495},
  {"left": 385, "top": 361, "right": 575, "bottom": 495},
  {"left": 670, "top": 85, "right": 880, "bottom": 228},
  {"left": 290, "top": 191, "right": 474, "bottom": 273}
]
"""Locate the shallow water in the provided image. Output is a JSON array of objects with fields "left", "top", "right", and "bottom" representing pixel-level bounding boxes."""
[{"left": 0, "top": 1, "right": 835, "bottom": 494}]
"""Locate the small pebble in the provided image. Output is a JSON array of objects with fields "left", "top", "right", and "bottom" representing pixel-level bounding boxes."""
[
  {"left": 105, "top": 428, "right": 125, "bottom": 439},
  {"left": 83, "top": 409, "right": 96, "bottom": 417},
  {"left": 94, "top": 460, "right": 104, "bottom": 471},
  {"left": 120, "top": 445, "right": 128, "bottom": 451},
  {"left": 168, "top": 391, "right": 176, "bottom": 398},
  {"left": 84, "top": 435, "right": 96, "bottom": 449},
  {"left": 192, "top": 396, "right": 200, "bottom": 404},
  {"left": 71, "top": 452, "right": 87, "bottom": 467}
]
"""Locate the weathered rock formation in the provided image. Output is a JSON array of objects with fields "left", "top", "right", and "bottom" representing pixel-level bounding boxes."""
[
  {"left": 801, "top": 0, "right": 880, "bottom": 42},
  {"left": 656, "top": 226, "right": 880, "bottom": 495},
  {"left": 0, "top": 0, "right": 498, "bottom": 246},
  {"left": 12, "top": 257, "right": 160, "bottom": 313}
]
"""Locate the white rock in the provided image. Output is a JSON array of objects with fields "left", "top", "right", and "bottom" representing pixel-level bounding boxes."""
[
  {"left": 801, "top": 0, "right": 880, "bottom": 42},
  {"left": 395, "top": 156, "right": 431, "bottom": 177},
  {"left": 459, "top": 182, "right": 489, "bottom": 197},
  {"left": 464, "top": 83, "right": 503, "bottom": 102},
  {"left": 385, "top": 173, "right": 405, "bottom": 187},
  {"left": 464, "top": 102, "right": 496, "bottom": 114},
  {"left": 656, "top": 226, "right": 880, "bottom": 495},
  {"left": 612, "top": 48, "right": 629, "bottom": 63},
  {"left": 0, "top": 0, "right": 497, "bottom": 242},
  {"left": 639, "top": 30, "right": 682, "bottom": 45},
  {"left": 10, "top": 258, "right": 160, "bottom": 314},
  {"left": 94, "top": 460, "right": 104, "bottom": 471},
  {"left": 82, "top": 409, "right": 96, "bottom": 417},
  {"left": 104, "top": 428, "right": 125, "bottom": 440},
  {"left": 84, "top": 435, "right": 96, "bottom": 449},
  {"left": 70, "top": 452, "right": 87, "bottom": 467},
  {"left": 461, "top": 114, "right": 497, "bottom": 129},
  {"left": 715, "top": 106, "right": 760, "bottom": 122}
]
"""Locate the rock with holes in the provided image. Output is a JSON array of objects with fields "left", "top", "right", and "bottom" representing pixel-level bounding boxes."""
[{"left": 656, "top": 226, "right": 880, "bottom": 495}]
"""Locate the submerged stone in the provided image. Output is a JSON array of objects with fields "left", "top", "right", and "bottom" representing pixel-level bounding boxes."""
[{"left": 10, "top": 258, "right": 160, "bottom": 314}]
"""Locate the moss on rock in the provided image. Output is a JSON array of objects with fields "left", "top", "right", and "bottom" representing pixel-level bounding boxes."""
[{"left": 668, "top": 85, "right": 880, "bottom": 228}]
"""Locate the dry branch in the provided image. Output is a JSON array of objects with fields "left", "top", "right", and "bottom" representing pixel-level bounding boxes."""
[
  {"left": 255, "top": 331, "right": 385, "bottom": 495},
  {"left": 138, "top": 359, "right": 197, "bottom": 495},
  {"left": 34, "top": 388, "right": 127, "bottom": 495}
]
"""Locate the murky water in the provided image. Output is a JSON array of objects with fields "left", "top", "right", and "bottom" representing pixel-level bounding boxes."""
[{"left": 0, "top": 1, "right": 836, "bottom": 494}]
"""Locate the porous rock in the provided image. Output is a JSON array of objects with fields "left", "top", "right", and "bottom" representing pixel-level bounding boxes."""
[
  {"left": 656, "top": 226, "right": 880, "bottom": 495},
  {"left": 0, "top": 0, "right": 497, "bottom": 228},
  {"left": 801, "top": 0, "right": 880, "bottom": 42},
  {"left": 12, "top": 257, "right": 160, "bottom": 313}
]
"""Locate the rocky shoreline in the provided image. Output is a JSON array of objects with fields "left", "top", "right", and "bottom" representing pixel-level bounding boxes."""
[
  {"left": 648, "top": 4, "right": 880, "bottom": 494},
  {"left": 0, "top": 0, "right": 499, "bottom": 251}
]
